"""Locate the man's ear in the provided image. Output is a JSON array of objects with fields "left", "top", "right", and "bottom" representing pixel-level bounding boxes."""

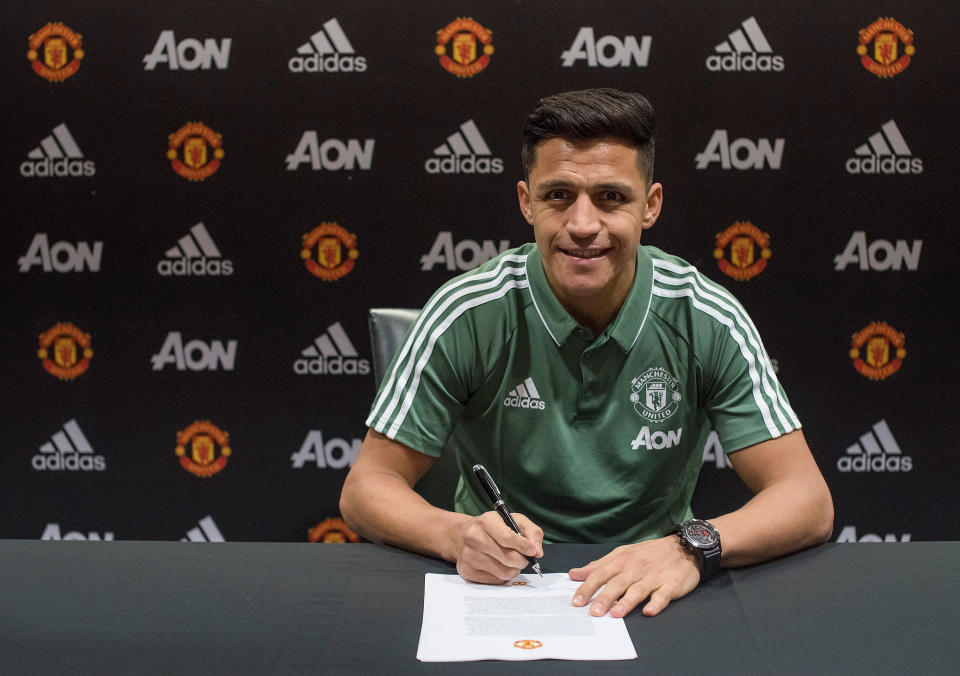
[
  {"left": 517, "top": 180, "right": 534, "bottom": 225},
  {"left": 642, "top": 182, "right": 663, "bottom": 230}
]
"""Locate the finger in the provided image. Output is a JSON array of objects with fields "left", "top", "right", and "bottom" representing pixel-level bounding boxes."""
[
  {"left": 567, "top": 560, "right": 599, "bottom": 581},
  {"left": 457, "top": 513, "right": 527, "bottom": 577},
  {"left": 457, "top": 531, "right": 528, "bottom": 582},
  {"left": 479, "top": 553, "right": 526, "bottom": 580},
  {"left": 456, "top": 560, "right": 498, "bottom": 584},
  {"left": 511, "top": 514, "right": 544, "bottom": 557},
  {"left": 457, "top": 554, "right": 523, "bottom": 584},
  {"left": 609, "top": 579, "right": 658, "bottom": 618},
  {"left": 569, "top": 543, "right": 626, "bottom": 580},
  {"left": 568, "top": 550, "right": 611, "bottom": 581},
  {"left": 479, "top": 513, "right": 539, "bottom": 559},
  {"left": 570, "top": 563, "right": 616, "bottom": 607},
  {"left": 641, "top": 588, "right": 675, "bottom": 617},
  {"left": 587, "top": 575, "right": 632, "bottom": 617}
]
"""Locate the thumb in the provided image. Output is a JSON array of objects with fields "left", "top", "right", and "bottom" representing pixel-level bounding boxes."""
[{"left": 567, "top": 560, "right": 599, "bottom": 581}]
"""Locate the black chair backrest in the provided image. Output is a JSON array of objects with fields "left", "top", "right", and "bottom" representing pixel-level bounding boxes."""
[
  {"left": 367, "top": 308, "right": 421, "bottom": 387},
  {"left": 367, "top": 308, "right": 458, "bottom": 510}
]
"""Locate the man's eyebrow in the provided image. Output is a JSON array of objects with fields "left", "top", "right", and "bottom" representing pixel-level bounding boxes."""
[
  {"left": 535, "top": 179, "right": 574, "bottom": 192},
  {"left": 536, "top": 179, "right": 637, "bottom": 195},
  {"left": 595, "top": 182, "right": 636, "bottom": 195},
  {"left": 537, "top": 178, "right": 633, "bottom": 193}
]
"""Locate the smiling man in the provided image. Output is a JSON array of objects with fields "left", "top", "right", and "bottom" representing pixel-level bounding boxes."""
[{"left": 341, "top": 89, "right": 833, "bottom": 619}]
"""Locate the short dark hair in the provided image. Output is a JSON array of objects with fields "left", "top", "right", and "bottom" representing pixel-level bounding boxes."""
[{"left": 521, "top": 88, "right": 656, "bottom": 186}]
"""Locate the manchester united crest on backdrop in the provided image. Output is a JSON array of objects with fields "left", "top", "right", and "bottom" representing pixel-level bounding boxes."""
[
  {"left": 301, "top": 223, "right": 359, "bottom": 281},
  {"left": 435, "top": 18, "right": 493, "bottom": 77},
  {"left": 175, "top": 421, "right": 231, "bottom": 477},
  {"left": 850, "top": 322, "right": 906, "bottom": 380},
  {"left": 167, "top": 122, "right": 223, "bottom": 181},
  {"left": 28, "top": 23, "right": 83, "bottom": 82},
  {"left": 308, "top": 517, "right": 360, "bottom": 543},
  {"left": 856, "top": 17, "right": 915, "bottom": 77},
  {"left": 38, "top": 323, "right": 92, "bottom": 380},
  {"left": 714, "top": 222, "right": 771, "bottom": 281}
]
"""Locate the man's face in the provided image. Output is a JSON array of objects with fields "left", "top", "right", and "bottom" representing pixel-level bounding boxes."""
[{"left": 517, "top": 137, "right": 662, "bottom": 323}]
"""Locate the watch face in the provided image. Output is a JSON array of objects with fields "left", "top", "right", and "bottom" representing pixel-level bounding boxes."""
[{"left": 683, "top": 521, "right": 718, "bottom": 547}]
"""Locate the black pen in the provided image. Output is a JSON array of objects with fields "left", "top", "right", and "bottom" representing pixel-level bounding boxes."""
[{"left": 472, "top": 464, "right": 543, "bottom": 577}]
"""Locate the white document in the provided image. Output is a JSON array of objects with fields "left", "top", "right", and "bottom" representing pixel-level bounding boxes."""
[{"left": 417, "top": 572, "right": 637, "bottom": 662}]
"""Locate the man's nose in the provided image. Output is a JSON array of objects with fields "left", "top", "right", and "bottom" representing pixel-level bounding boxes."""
[{"left": 565, "top": 193, "right": 601, "bottom": 238}]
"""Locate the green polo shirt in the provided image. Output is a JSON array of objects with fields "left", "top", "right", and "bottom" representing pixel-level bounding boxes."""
[{"left": 366, "top": 243, "right": 800, "bottom": 544}]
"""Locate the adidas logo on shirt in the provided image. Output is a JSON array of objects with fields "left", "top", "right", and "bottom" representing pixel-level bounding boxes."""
[
  {"left": 837, "top": 419, "right": 912, "bottom": 472},
  {"left": 293, "top": 322, "right": 371, "bottom": 375},
  {"left": 32, "top": 419, "right": 106, "bottom": 472},
  {"left": 157, "top": 222, "right": 234, "bottom": 276},
  {"left": 425, "top": 120, "right": 504, "bottom": 174},
  {"left": 181, "top": 515, "right": 225, "bottom": 542},
  {"left": 20, "top": 123, "right": 96, "bottom": 177},
  {"left": 288, "top": 18, "right": 367, "bottom": 73},
  {"left": 706, "top": 16, "right": 784, "bottom": 72},
  {"left": 503, "top": 377, "right": 546, "bottom": 410},
  {"left": 846, "top": 120, "right": 923, "bottom": 175}
]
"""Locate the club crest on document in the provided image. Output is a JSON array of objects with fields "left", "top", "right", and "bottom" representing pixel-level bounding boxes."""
[{"left": 630, "top": 367, "right": 681, "bottom": 423}]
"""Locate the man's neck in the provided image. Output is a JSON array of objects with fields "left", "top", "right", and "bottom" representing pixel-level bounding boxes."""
[
  {"left": 565, "top": 302, "right": 620, "bottom": 339},
  {"left": 539, "top": 254, "right": 637, "bottom": 341}
]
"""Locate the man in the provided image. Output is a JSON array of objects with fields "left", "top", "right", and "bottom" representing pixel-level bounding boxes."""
[{"left": 341, "top": 88, "right": 833, "bottom": 618}]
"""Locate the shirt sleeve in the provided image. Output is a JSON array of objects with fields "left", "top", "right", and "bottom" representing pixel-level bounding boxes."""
[
  {"left": 701, "top": 296, "right": 801, "bottom": 454},
  {"left": 364, "top": 309, "right": 472, "bottom": 458}
]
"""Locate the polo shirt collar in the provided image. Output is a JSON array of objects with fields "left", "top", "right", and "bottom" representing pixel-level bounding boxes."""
[{"left": 525, "top": 244, "right": 654, "bottom": 352}]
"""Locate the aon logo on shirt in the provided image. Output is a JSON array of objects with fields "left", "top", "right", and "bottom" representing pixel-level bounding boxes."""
[{"left": 630, "top": 426, "right": 682, "bottom": 450}]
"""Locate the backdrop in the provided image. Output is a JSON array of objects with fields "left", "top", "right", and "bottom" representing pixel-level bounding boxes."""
[{"left": 2, "top": 1, "right": 957, "bottom": 544}]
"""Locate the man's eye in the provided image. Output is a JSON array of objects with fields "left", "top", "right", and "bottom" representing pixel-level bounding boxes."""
[
  {"left": 546, "top": 190, "right": 567, "bottom": 200},
  {"left": 602, "top": 191, "right": 624, "bottom": 201}
]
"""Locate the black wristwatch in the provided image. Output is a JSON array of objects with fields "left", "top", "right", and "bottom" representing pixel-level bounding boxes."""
[{"left": 674, "top": 519, "right": 722, "bottom": 581}]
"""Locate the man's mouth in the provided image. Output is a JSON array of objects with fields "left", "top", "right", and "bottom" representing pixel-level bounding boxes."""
[{"left": 561, "top": 248, "right": 610, "bottom": 259}]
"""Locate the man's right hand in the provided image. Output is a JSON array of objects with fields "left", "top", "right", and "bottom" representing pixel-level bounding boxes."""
[
  {"left": 453, "top": 511, "right": 544, "bottom": 584},
  {"left": 341, "top": 430, "right": 543, "bottom": 583}
]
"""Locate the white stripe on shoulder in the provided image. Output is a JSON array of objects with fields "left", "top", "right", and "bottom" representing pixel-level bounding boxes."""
[
  {"left": 652, "top": 282, "right": 781, "bottom": 437},
  {"left": 652, "top": 258, "right": 788, "bottom": 413},
  {"left": 368, "top": 254, "right": 526, "bottom": 424},
  {"left": 388, "top": 276, "right": 529, "bottom": 437},
  {"left": 654, "top": 259, "right": 769, "bottom": 343},
  {"left": 653, "top": 260, "right": 799, "bottom": 432},
  {"left": 370, "top": 256, "right": 528, "bottom": 433},
  {"left": 651, "top": 259, "right": 799, "bottom": 434}
]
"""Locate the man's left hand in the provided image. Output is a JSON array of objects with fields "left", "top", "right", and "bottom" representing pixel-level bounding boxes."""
[{"left": 568, "top": 536, "right": 702, "bottom": 618}]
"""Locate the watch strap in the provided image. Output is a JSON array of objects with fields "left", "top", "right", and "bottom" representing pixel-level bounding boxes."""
[
  {"left": 674, "top": 519, "right": 722, "bottom": 581},
  {"left": 699, "top": 542, "right": 721, "bottom": 578}
]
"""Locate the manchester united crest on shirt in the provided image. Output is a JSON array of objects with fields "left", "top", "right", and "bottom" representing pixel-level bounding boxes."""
[{"left": 630, "top": 367, "right": 682, "bottom": 423}]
